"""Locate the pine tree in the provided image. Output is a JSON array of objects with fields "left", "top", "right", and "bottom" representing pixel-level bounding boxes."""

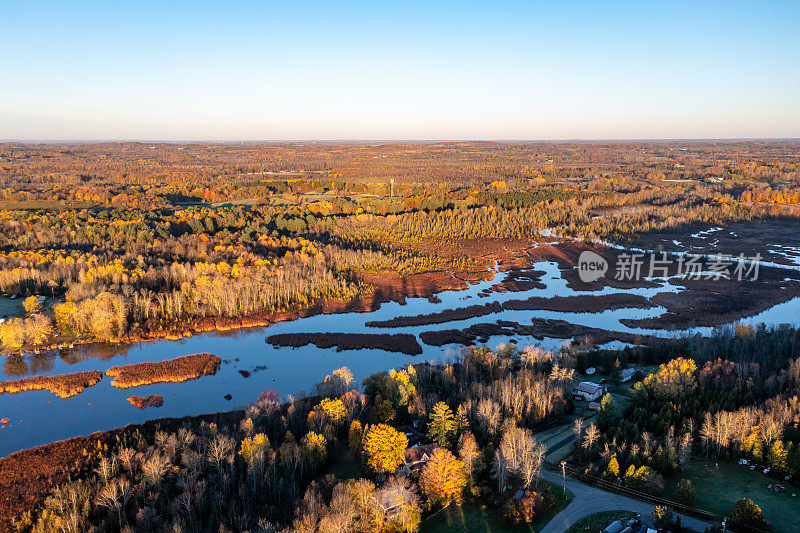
[{"left": 428, "top": 402, "right": 456, "bottom": 448}]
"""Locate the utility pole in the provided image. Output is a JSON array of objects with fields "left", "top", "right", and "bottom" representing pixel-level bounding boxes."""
[{"left": 561, "top": 461, "right": 567, "bottom": 500}]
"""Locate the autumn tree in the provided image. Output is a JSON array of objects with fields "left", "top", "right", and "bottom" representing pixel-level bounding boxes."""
[
  {"left": 494, "top": 426, "right": 545, "bottom": 489},
  {"left": 23, "top": 295, "right": 41, "bottom": 314},
  {"left": 302, "top": 431, "right": 327, "bottom": 468},
  {"left": 767, "top": 440, "right": 788, "bottom": 471},
  {"left": 458, "top": 432, "right": 481, "bottom": 482},
  {"left": 427, "top": 402, "right": 456, "bottom": 448},
  {"left": 730, "top": 498, "right": 765, "bottom": 529},
  {"left": 644, "top": 357, "right": 697, "bottom": 400},
  {"left": 317, "top": 398, "right": 347, "bottom": 425},
  {"left": 239, "top": 433, "right": 270, "bottom": 464},
  {"left": 606, "top": 454, "right": 620, "bottom": 478},
  {"left": 317, "top": 366, "right": 354, "bottom": 397},
  {"left": 363, "top": 424, "right": 408, "bottom": 474},
  {"left": 583, "top": 423, "right": 599, "bottom": 451},
  {"left": 652, "top": 505, "right": 673, "bottom": 529},
  {"left": 419, "top": 448, "right": 466, "bottom": 505}
]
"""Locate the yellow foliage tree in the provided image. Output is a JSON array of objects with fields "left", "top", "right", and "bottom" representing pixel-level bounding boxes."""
[
  {"left": 644, "top": 357, "right": 697, "bottom": 400},
  {"left": 240, "top": 433, "right": 270, "bottom": 463},
  {"left": 318, "top": 397, "right": 347, "bottom": 425},
  {"left": 419, "top": 448, "right": 466, "bottom": 503},
  {"left": 363, "top": 423, "right": 408, "bottom": 474},
  {"left": 302, "top": 431, "right": 327, "bottom": 467},
  {"left": 23, "top": 295, "right": 41, "bottom": 314}
]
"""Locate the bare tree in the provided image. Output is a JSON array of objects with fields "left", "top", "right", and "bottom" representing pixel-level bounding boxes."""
[{"left": 583, "top": 423, "right": 599, "bottom": 451}]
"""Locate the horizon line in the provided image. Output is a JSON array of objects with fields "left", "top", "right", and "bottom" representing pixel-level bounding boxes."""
[{"left": 2, "top": 137, "right": 800, "bottom": 145}]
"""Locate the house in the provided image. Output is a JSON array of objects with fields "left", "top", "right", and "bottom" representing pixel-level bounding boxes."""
[
  {"left": 374, "top": 486, "right": 414, "bottom": 517},
  {"left": 621, "top": 368, "right": 636, "bottom": 383},
  {"left": 571, "top": 382, "right": 606, "bottom": 401},
  {"left": 397, "top": 443, "right": 438, "bottom": 475}
]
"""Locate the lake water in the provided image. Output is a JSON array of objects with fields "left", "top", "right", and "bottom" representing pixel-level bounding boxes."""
[{"left": 1, "top": 258, "right": 800, "bottom": 457}]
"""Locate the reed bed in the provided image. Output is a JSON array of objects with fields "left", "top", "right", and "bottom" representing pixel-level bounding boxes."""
[
  {"left": 127, "top": 395, "right": 163, "bottom": 409},
  {"left": 106, "top": 353, "right": 221, "bottom": 389},
  {"left": 0, "top": 371, "right": 103, "bottom": 398}
]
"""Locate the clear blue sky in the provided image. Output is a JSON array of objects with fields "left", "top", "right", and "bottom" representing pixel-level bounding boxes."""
[{"left": 2, "top": 1, "right": 798, "bottom": 140}]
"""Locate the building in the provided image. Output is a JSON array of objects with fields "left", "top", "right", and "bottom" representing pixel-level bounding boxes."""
[
  {"left": 571, "top": 381, "right": 606, "bottom": 401},
  {"left": 397, "top": 443, "right": 438, "bottom": 475},
  {"left": 375, "top": 486, "right": 414, "bottom": 517},
  {"left": 621, "top": 368, "right": 637, "bottom": 383}
]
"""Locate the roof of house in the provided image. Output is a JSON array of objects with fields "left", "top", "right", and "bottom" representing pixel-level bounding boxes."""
[
  {"left": 403, "top": 443, "right": 438, "bottom": 464},
  {"left": 375, "top": 486, "right": 413, "bottom": 512},
  {"left": 573, "top": 382, "right": 604, "bottom": 395}
]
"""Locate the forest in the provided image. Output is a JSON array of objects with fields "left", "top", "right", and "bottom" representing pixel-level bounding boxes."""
[{"left": 0, "top": 141, "right": 798, "bottom": 354}]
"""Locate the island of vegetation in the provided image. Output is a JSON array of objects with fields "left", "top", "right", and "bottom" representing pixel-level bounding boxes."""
[
  {"left": 127, "top": 395, "right": 164, "bottom": 409},
  {"left": 265, "top": 332, "right": 423, "bottom": 355},
  {"left": 105, "top": 353, "right": 221, "bottom": 389},
  {"left": 0, "top": 370, "right": 102, "bottom": 398}
]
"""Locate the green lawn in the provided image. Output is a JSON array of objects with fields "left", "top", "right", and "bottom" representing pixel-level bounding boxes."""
[
  {"left": 665, "top": 461, "right": 798, "bottom": 533},
  {"left": 564, "top": 511, "right": 637, "bottom": 533},
  {"left": 420, "top": 481, "right": 572, "bottom": 533}
]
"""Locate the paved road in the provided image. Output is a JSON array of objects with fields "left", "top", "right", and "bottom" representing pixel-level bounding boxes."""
[
  {"left": 539, "top": 470, "right": 712, "bottom": 533},
  {"left": 544, "top": 435, "right": 575, "bottom": 458}
]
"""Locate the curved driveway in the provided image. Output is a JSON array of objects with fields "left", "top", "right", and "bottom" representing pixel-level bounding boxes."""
[{"left": 539, "top": 470, "right": 713, "bottom": 533}]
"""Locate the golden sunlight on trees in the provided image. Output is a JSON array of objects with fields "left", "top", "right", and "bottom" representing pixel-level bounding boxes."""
[
  {"left": 419, "top": 448, "right": 466, "bottom": 504},
  {"left": 363, "top": 423, "right": 408, "bottom": 474},
  {"left": 427, "top": 402, "right": 456, "bottom": 448},
  {"left": 644, "top": 357, "right": 697, "bottom": 400}
]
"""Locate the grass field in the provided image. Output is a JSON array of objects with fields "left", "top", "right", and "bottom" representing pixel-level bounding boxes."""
[
  {"left": 665, "top": 461, "right": 798, "bottom": 533},
  {"left": 564, "top": 511, "right": 637, "bottom": 533},
  {"left": 420, "top": 481, "right": 571, "bottom": 533},
  {"left": 0, "top": 297, "right": 23, "bottom": 319}
]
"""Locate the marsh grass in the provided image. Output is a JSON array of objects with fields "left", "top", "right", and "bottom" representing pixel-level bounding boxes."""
[
  {"left": 106, "top": 353, "right": 221, "bottom": 389},
  {"left": 0, "top": 370, "right": 102, "bottom": 398}
]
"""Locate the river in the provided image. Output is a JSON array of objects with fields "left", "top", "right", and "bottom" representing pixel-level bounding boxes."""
[{"left": 1, "top": 257, "right": 799, "bottom": 457}]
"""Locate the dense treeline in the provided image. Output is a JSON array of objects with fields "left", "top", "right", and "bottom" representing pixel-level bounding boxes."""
[{"left": 2, "top": 141, "right": 798, "bottom": 189}]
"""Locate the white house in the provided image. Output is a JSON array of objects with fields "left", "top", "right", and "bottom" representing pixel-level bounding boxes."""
[
  {"left": 571, "top": 382, "right": 606, "bottom": 402},
  {"left": 620, "top": 368, "right": 636, "bottom": 383}
]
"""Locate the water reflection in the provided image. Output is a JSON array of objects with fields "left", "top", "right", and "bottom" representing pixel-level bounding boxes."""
[{"left": 3, "top": 354, "right": 28, "bottom": 377}]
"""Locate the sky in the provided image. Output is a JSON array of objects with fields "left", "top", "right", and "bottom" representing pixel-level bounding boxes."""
[{"left": 2, "top": 1, "right": 799, "bottom": 141}]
